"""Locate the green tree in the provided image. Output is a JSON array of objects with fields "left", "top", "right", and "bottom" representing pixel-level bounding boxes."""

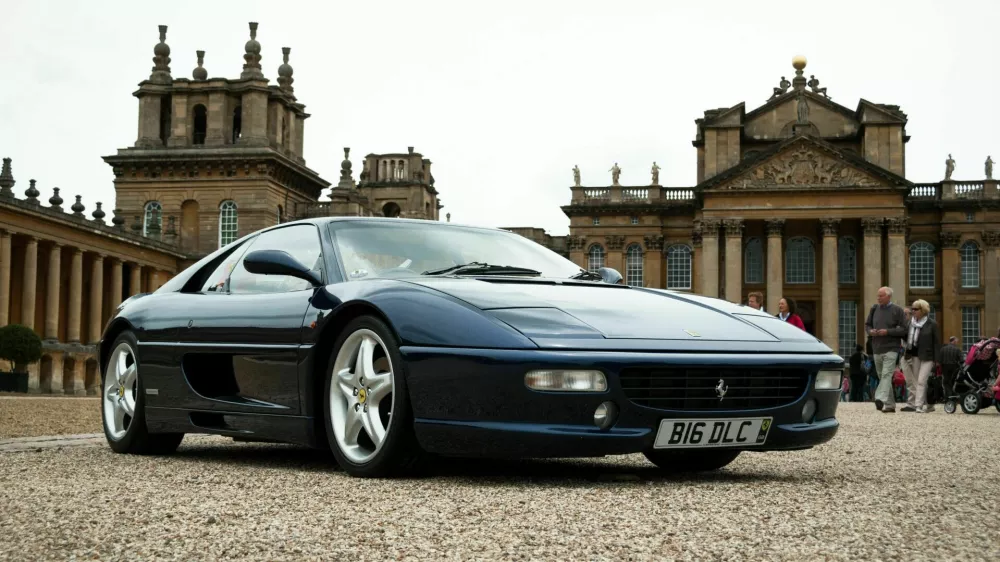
[{"left": 0, "top": 324, "right": 43, "bottom": 373}]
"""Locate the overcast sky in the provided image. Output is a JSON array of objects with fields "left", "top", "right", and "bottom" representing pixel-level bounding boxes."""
[{"left": 1, "top": 0, "right": 997, "bottom": 236}]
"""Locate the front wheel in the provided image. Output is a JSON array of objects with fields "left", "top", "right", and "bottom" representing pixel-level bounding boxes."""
[
  {"left": 944, "top": 400, "right": 957, "bottom": 414},
  {"left": 643, "top": 449, "right": 742, "bottom": 473},
  {"left": 323, "top": 316, "right": 423, "bottom": 478},
  {"left": 960, "top": 392, "right": 981, "bottom": 415},
  {"left": 101, "top": 331, "right": 184, "bottom": 455}
]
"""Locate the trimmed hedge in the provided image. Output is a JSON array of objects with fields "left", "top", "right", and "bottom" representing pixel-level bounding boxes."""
[{"left": 0, "top": 324, "right": 43, "bottom": 372}]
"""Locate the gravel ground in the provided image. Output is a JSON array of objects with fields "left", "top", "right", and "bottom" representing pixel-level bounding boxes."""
[
  {"left": 0, "top": 402, "right": 998, "bottom": 561},
  {"left": 0, "top": 395, "right": 100, "bottom": 438}
]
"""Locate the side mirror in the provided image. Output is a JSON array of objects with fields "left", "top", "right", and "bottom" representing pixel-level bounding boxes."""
[
  {"left": 598, "top": 267, "right": 623, "bottom": 285},
  {"left": 243, "top": 249, "right": 323, "bottom": 287}
]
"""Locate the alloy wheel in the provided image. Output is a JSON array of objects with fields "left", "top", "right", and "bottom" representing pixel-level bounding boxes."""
[
  {"left": 329, "top": 329, "right": 395, "bottom": 463},
  {"left": 103, "top": 342, "right": 138, "bottom": 440}
]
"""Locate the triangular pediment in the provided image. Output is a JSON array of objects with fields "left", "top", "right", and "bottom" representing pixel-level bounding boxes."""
[
  {"left": 744, "top": 92, "right": 859, "bottom": 140},
  {"left": 699, "top": 135, "right": 910, "bottom": 192},
  {"left": 703, "top": 103, "right": 745, "bottom": 127},
  {"left": 857, "top": 99, "right": 908, "bottom": 124}
]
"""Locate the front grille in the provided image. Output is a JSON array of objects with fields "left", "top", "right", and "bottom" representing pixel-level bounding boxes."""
[{"left": 619, "top": 367, "right": 809, "bottom": 411}]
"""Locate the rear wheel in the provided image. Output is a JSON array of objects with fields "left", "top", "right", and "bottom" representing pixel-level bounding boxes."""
[
  {"left": 323, "top": 316, "right": 422, "bottom": 478},
  {"left": 960, "top": 392, "right": 981, "bottom": 415},
  {"left": 101, "top": 331, "right": 184, "bottom": 454},
  {"left": 643, "top": 449, "right": 742, "bottom": 473}
]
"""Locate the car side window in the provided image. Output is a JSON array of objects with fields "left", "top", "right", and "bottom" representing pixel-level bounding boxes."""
[
  {"left": 228, "top": 225, "right": 325, "bottom": 294},
  {"left": 198, "top": 239, "right": 254, "bottom": 293}
]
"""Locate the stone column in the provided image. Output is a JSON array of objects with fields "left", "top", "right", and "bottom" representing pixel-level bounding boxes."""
[
  {"left": 691, "top": 228, "right": 703, "bottom": 293},
  {"left": 941, "top": 232, "right": 962, "bottom": 341},
  {"left": 110, "top": 259, "right": 124, "bottom": 310},
  {"left": 45, "top": 243, "right": 62, "bottom": 341},
  {"left": 130, "top": 264, "right": 143, "bottom": 296},
  {"left": 699, "top": 219, "right": 720, "bottom": 297},
  {"left": 67, "top": 248, "right": 83, "bottom": 343},
  {"left": 724, "top": 219, "right": 744, "bottom": 303},
  {"left": 983, "top": 231, "right": 1000, "bottom": 338},
  {"left": 89, "top": 254, "right": 104, "bottom": 344},
  {"left": 766, "top": 219, "right": 785, "bottom": 314},
  {"left": 886, "top": 218, "right": 908, "bottom": 306},
  {"left": 21, "top": 236, "right": 38, "bottom": 330},
  {"left": 0, "top": 229, "right": 10, "bottom": 327},
  {"left": 643, "top": 235, "right": 664, "bottom": 289},
  {"left": 861, "top": 218, "right": 884, "bottom": 319},
  {"left": 46, "top": 351, "right": 65, "bottom": 394},
  {"left": 821, "top": 219, "right": 840, "bottom": 354},
  {"left": 68, "top": 354, "right": 87, "bottom": 396}
]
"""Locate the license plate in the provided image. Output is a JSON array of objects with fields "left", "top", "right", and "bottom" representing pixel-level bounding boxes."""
[{"left": 653, "top": 417, "right": 773, "bottom": 449}]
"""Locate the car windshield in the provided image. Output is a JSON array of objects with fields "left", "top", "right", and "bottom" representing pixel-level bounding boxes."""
[{"left": 329, "top": 220, "right": 586, "bottom": 281}]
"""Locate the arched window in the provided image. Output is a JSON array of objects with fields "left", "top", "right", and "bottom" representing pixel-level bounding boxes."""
[
  {"left": 785, "top": 237, "right": 815, "bottom": 284},
  {"left": 744, "top": 237, "right": 763, "bottom": 284},
  {"left": 666, "top": 244, "right": 692, "bottom": 290},
  {"left": 218, "top": 200, "right": 238, "bottom": 247},
  {"left": 231, "top": 106, "right": 242, "bottom": 144},
  {"left": 192, "top": 104, "right": 207, "bottom": 145},
  {"left": 838, "top": 236, "right": 857, "bottom": 284},
  {"left": 625, "top": 244, "right": 644, "bottom": 287},
  {"left": 382, "top": 202, "right": 401, "bottom": 218},
  {"left": 960, "top": 240, "right": 980, "bottom": 288},
  {"left": 909, "top": 242, "right": 935, "bottom": 289},
  {"left": 587, "top": 244, "right": 605, "bottom": 272},
  {"left": 143, "top": 201, "right": 162, "bottom": 237}
]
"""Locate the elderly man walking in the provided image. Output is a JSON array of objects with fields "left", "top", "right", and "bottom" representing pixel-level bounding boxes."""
[{"left": 864, "top": 286, "right": 909, "bottom": 413}]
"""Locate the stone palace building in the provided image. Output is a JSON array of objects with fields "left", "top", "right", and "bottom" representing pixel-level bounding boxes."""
[
  {"left": 0, "top": 23, "right": 441, "bottom": 393},
  {"left": 556, "top": 56, "right": 999, "bottom": 358}
]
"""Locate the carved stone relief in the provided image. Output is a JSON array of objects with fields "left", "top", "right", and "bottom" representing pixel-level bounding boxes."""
[{"left": 722, "top": 147, "right": 883, "bottom": 190}]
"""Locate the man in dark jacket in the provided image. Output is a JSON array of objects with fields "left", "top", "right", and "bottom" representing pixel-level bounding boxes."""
[
  {"left": 864, "top": 286, "right": 908, "bottom": 412},
  {"left": 848, "top": 344, "right": 866, "bottom": 402},
  {"left": 939, "top": 336, "right": 963, "bottom": 397}
]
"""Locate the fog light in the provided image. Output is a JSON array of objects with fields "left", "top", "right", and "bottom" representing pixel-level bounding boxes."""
[
  {"left": 815, "top": 370, "right": 843, "bottom": 390},
  {"left": 802, "top": 399, "right": 818, "bottom": 423},
  {"left": 594, "top": 401, "right": 618, "bottom": 430},
  {"left": 525, "top": 370, "right": 607, "bottom": 392}
]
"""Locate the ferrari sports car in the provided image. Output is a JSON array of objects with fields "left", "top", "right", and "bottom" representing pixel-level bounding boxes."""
[{"left": 99, "top": 217, "right": 843, "bottom": 478}]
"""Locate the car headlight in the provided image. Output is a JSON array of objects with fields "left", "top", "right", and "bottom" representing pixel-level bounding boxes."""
[
  {"left": 814, "top": 370, "right": 843, "bottom": 390},
  {"left": 525, "top": 370, "right": 607, "bottom": 392}
]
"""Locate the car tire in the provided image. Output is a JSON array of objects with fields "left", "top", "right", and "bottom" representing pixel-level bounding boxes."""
[
  {"left": 323, "top": 315, "right": 423, "bottom": 478},
  {"left": 643, "top": 449, "right": 742, "bottom": 473},
  {"left": 101, "top": 331, "right": 184, "bottom": 455}
]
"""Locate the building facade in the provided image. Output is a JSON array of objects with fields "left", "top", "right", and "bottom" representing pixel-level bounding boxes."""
[
  {"left": 0, "top": 22, "right": 442, "bottom": 393},
  {"left": 559, "top": 56, "right": 999, "bottom": 358}
]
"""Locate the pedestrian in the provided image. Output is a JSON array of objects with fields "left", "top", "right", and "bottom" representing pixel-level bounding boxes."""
[
  {"left": 864, "top": 286, "right": 908, "bottom": 413},
  {"left": 848, "top": 344, "right": 866, "bottom": 402},
  {"left": 747, "top": 291, "right": 764, "bottom": 311},
  {"left": 900, "top": 299, "right": 940, "bottom": 413},
  {"left": 939, "top": 336, "right": 963, "bottom": 399},
  {"left": 777, "top": 297, "right": 806, "bottom": 331}
]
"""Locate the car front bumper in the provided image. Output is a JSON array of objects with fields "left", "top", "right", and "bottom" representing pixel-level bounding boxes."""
[{"left": 401, "top": 347, "right": 842, "bottom": 459}]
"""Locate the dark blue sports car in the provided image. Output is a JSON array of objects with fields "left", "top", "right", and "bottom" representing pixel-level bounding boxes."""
[{"left": 99, "top": 217, "right": 843, "bottom": 477}]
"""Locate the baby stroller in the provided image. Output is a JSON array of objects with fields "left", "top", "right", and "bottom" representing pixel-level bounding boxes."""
[{"left": 944, "top": 338, "right": 1000, "bottom": 414}]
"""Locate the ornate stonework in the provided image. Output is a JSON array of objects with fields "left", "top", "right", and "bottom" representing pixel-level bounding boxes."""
[
  {"left": 982, "top": 231, "right": 1000, "bottom": 248},
  {"left": 723, "top": 219, "right": 744, "bottom": 237},
  {"left": 886, "top": 217, "right": 908, "bottom": 236},
  {"left": 643, "top": 235, "right": 664, "bottom": 251},
  {"left": 940, "top": 231, "right": 962, "bottom": 249},
  {"left": 861, "top": 217, "right": 883, "bottom": 236},
  {"left": 700, "top": 218, "right": 721, "bottom": 236},
  {"left": 605, "top": 235, "right": 625, "bottom": 251},
  {"left": 765, "top": 218, "right": 785, "bottom": 237},
  {"left": 721, "top": 147, "right": 883, "bottom": 190},
  {"left": 820, "top": 218, "right": 840, "bottom": 237},
  {"left": 566, "top": 236, "right": 587, "bottom": 251}
]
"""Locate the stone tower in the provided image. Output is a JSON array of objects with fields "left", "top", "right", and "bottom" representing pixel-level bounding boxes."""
[
  {"left": 102, "top": 23, "right": 330, "bottom": 258},
  {"left": 356, "top": 147, "right": 442, "bottom": 219}
]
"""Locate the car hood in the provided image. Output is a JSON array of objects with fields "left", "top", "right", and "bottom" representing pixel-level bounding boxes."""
[{"left": 404, "top": 277, "right": 826, "bottom": 349}]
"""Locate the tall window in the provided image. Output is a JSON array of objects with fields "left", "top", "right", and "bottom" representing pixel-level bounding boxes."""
[
  {"left": 143, "top": 201, "right": 162, "bottom": 236},
  {"left": 625, "top": 244, "right": 644, "bottom": 287},
  {"left": 961, "top": 306, "right": 981, "bottom": 353},
  {"left": 908, "top": 242, "right": 935, "bottom": 289},
  {"left": 960, "top": 240, "right": 980, "bottom": 288},
  {"left": 231, "top": 106, "right": 242, "bottom": 144},
  {"left": 219, "top": 200, "right": 238, "bottom": 247},
  {"left": 838, "top": 237, "right": 857, "bottom": 284},
  {"left": 785, "top": 237, "right": 815, "bottom": 284},
  {"left": 587, "top": 244, "right": 605, "bottom": 272},
  {"left": 192, "top": 104, "right": 207, "bottom": 144},
  {"left": 666, "top": 244, "right": 692, "bottom": 290},
  {"left": 744, "top": 237, "right": 763, "bottom": 284},
  {"left": 838, "top": 300, "right": 857, "bottom": 359}
]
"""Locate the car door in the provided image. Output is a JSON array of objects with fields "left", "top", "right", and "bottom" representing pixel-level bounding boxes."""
[{"left": 171, "top": 224, "right": 327, "bottom": 415}]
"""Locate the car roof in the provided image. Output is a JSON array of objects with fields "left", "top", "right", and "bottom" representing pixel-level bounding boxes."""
[{"left": 284, "top": 216, "right": 512, "bottom": 234}]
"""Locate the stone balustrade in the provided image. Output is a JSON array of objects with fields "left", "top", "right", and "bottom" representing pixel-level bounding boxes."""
[
  {"left": 571, "top": 186, "right": 695, "bottom": 204},
  {"left": 906, "top": 179, "right": 999, "bottom": 201}
]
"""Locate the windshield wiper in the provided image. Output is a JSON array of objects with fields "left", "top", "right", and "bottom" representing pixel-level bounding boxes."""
[
  {"left": 569, "top": 269, "right": 604, "bottom": 281},
  {"left": 421, "top": 262, "right": 542, "bottom": 276}
]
